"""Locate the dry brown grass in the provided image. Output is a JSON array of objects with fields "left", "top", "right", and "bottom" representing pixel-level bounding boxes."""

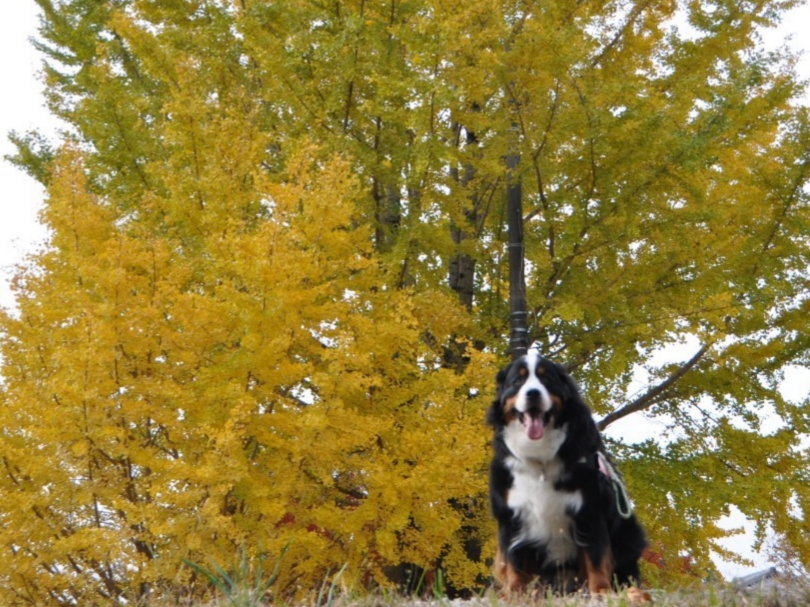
[
  {"left": 191, "top": 586, "right": 809, "bottom": 607},
  {"left": 331, "top": 582, "right": 810, "bottom": 607},
  {"left": 162, "top": 570, "right": 810, "bottom": 607},
  {"left": 399, "top": 586, "right": 803, "bottom": 607}
]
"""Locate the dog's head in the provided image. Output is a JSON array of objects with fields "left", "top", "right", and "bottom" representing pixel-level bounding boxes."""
[{"left": 487, "top": 351, "right": 599, "bottom": 462}]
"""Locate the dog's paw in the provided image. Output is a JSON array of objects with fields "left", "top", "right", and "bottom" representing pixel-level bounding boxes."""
[{"left": 626, "top": 586, "right": 651, "bottom": 604}]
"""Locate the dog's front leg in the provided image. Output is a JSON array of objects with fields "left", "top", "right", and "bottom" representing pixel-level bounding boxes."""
[
  {"left": 579, "top": 546, "right": 613, "bottom": 595},
  {"left": 494, "top": 547, "right": 532, "bottom": 596},
  {"left": 566, "top": 462, "right": 615, "bottom": 594}
]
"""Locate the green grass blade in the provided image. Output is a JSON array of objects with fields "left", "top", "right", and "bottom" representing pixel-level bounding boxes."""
[
  {"left": 183, "top": 558, "right": 232, "bottom": 597},
  {"left": 316, "top": 568, "right": 332, "bottom": 607},
  {"left": 413, "top": 567, "right": 428, "bottom": 597},
  {"left": 326, "top": 563, "right": 349, "bottom": 607}
]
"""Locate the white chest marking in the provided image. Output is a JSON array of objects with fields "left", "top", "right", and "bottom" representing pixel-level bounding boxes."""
[{"left": 506, "top": 457, "right": 583, "bottom": 567}]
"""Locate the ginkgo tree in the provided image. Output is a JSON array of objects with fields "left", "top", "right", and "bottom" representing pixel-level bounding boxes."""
[{"left": 3, "top": 0, "right": 810, "bottom": 603}]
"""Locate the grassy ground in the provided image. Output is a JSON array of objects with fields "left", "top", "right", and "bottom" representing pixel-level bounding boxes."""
[
  {"left": 180, "top": 551, "right": 810, "bottom": 607},
  {"left": 358, "top": 585, "right": 807, "bottom": 607},
  {"left": 322, "top": 586, "right": 807, "bottom": 607},
  {"left": 185, "top": 581, "right": 810, "bottom": 607}
]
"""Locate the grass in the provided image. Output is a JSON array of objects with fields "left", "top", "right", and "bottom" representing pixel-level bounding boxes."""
[
  {"left": 327, "top": 582, "right": 810, "bottom": 607},
  {"left": 177, "top": 572, "right": 810, "bottom": 607},
  {"left": 182, "top": 544, "right": 288, "bottom": 607},
  {"left": 180, "top": 547, "right": 810, "bottom": 607}
]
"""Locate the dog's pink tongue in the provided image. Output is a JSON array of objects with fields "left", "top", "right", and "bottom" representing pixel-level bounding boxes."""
[{"left": 525, "top": 416, "right": 544, "bottom": 440}]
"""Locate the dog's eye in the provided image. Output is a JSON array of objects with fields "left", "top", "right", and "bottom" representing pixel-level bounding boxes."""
[{"left": 512, "top": 376, "right": 524, "bottom": 385}]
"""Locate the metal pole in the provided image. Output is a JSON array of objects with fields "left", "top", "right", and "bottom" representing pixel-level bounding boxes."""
[{"left": 507, "top": 141, "right": 528, "bottom": 360}]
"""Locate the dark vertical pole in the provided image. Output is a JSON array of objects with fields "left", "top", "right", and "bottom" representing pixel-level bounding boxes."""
[{"left": 507, "top": 137, "right": 528, "bottom": 360}]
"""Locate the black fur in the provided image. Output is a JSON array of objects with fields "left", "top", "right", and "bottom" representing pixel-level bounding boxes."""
[{"left": 487, "top": 354, "right": 647, "bottom": 593}]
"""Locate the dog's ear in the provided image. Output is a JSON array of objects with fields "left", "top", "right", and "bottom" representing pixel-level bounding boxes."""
[
  {"left": 495, "top": 366, "right": 508, "bottom": 388},
  {"left": 553, "top": 362, "right": 603, "bottom": 455},
  {"left": 542, "top": 359, "right": 581, "bottom": 404},
  {"left": 486, "top": 397, "right": 501, "bottom": 428},
  {"left": 556, "top": 364, "right": 581, "bottom": 404},
  {"left": 487, "top": 364, "right": 511, "bottom": 428}
]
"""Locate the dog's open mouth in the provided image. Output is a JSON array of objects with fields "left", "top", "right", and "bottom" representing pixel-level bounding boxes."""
[{"left": 518, "top": 411, "right": 545, "bottom": 440}]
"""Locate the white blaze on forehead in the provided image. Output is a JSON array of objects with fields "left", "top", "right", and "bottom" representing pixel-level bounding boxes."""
[{"left": 515, "top": 351, "right": 553, "bottom": 413}]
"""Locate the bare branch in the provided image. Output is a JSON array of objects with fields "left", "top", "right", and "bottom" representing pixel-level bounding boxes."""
[
  {"left": 589, "top": 1, "right": 651, "bottom": 69},
  {"left": 597, "top": 342, "right": 712, "bottom": 431}
]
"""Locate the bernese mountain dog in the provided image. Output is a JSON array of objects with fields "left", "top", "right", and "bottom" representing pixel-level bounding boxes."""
[{"left": 487, "top": 351, "right": 647, "bottom": 596}]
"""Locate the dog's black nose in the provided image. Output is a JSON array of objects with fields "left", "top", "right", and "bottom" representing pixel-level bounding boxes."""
[
  {"left": 524, "top": 389, "right": 543, "bottom": 414},
  {"left": 525, "top": 388, "right": 541, "bottom": 402}
]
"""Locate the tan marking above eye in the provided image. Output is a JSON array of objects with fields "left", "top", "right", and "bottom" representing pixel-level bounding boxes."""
[
  {"left": 536, "top": 365, "right": 545, "bottom": 375},
  {"left": 518, "top": 367, "right": 527, "bottom": 377}
]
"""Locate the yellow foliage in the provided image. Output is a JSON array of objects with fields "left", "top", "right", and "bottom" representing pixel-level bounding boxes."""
[{"left": 0, "top": 143, "right": 495, "bottom": 602}]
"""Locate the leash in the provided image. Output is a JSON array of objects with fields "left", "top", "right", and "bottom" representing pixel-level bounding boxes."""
[{"left": 596, "top": 451, "right": 634, "bottom": 519}]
